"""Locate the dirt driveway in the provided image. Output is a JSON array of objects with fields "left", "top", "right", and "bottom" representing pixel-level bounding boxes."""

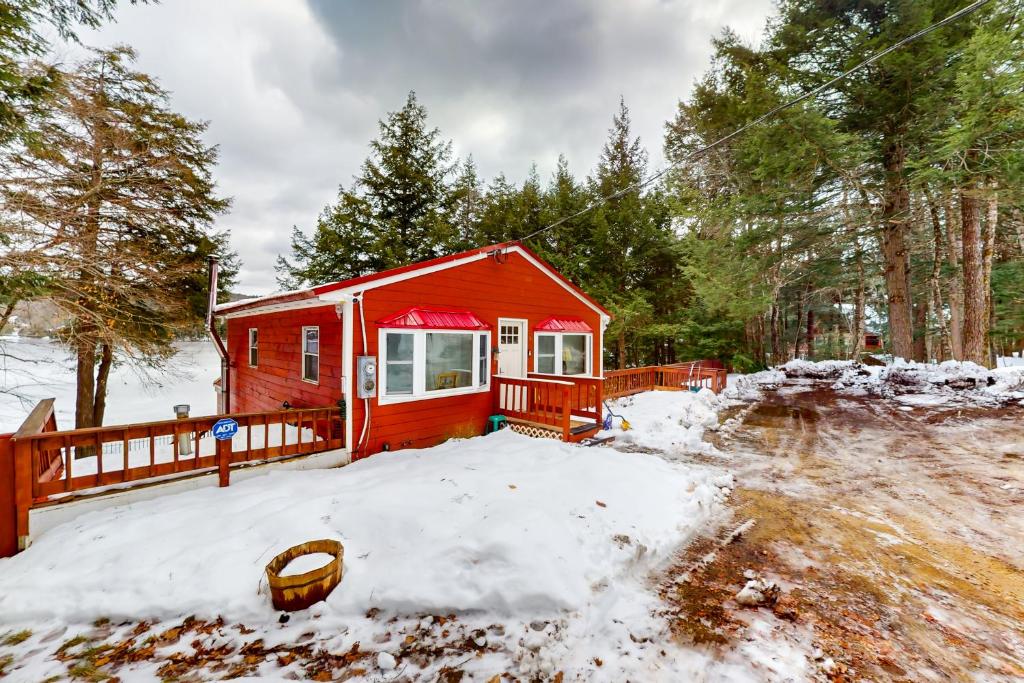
[{"left": 662, "top": 381, "right": 1024, "bottom": 682}]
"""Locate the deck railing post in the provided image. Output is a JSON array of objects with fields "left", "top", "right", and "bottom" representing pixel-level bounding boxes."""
[
  {"left": 560, "top": 385, "right": 571, "bottom": 441},
  {"left": 13, "top": 439, "right": 32, "bottom": 550},
  {"left": 217, "top": 433, "right": 231, "bottom": 487}
]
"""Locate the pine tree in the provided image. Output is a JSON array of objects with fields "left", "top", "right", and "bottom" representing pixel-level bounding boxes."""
[
  {"left": 0, "top": 46, "right": 232, "bottom": 428},
  {"left": 277, "top": 92, "right": 457, "bottom": 286},
  {"left": 1, "top": 0, "right": 133, "bottom": 145}
]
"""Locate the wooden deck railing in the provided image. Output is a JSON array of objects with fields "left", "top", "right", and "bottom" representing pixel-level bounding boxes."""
[
  {"left": 604, "top": 362, "right": 727, "bottom": 399},
  {"left": 494, "top": 376, "right": 573, "bottom": 440},
  {"left": 17, "top": 406, "right": 345, "bottom": 503},
  {"left": 527, "top": 373, "right": 602, "bottom": 422},
  {"left": 7, "top": 403, "right": 345, "bottom": 552}
]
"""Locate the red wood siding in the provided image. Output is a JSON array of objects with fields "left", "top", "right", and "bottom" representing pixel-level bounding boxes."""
[
  {"left": 351, "top": 250, "right": 602, "bottom": 457},
  {"left": 227, "top": 306, "right": 343, "bottom": 413},
  {"left": 0, "top": 434, "right": 15, "bottom": 557}
]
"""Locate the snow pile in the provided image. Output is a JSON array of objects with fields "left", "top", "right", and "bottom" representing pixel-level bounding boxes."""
[
  {"left": 0, "top": 429, "right": 733, "bottom": 679},
  {"left": 600, "top": 388, "right": 726, "bottom": 454},
  {"left": 780, "top": 359, "right": 863, "bottom": 380},
  {"left": 837, "top": 359, "right": 1024, "bottom": 405},
  {"left": 722, "top": 368, "right": 786, "bottom": 400},
  {"left": 763, "top": 357, "right": 1024, "bottom": 406}
]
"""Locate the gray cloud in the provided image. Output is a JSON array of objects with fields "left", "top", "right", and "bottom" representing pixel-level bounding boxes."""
[{"left": 69, "top": 0, "right": 774, "bottom": 294}]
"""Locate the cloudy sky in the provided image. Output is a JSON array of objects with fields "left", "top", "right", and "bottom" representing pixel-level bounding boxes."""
[{"left": 61, "top": 0, "right": 775, "bottom": 295}]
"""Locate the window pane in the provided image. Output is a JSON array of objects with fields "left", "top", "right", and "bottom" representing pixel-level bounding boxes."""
[
  {"left": 562, "top": 335, "right": 587, "bottom": 375},
  {"left": 538, "top": 335, "right": 555, "bottom": 355},
  {"left": 304, "top": 328, "right": 319, "bottom": 354},
  {"left": 386, "top": 363, "right": 413, "bottom": 394},
  {"left": 387, "top": 333, "right": 414, "bottom": 361},
  {"left": 304, "top": 354, "right": 318, "bottom": 382},
  {"left": 478, "top": 334, "right": 488, "bottom": 385},
  {"left": 250, "top": 348, "right": 258, "bottom": 366},
  {"left": 538, "top": 355, "right": 555, "bottom": 374},
  {"left": 425, "top": 333, "right": 473, "bottom": 391}
]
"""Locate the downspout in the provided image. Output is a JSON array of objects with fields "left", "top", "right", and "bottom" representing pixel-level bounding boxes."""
[
  {"left": 355, "top": 291, "right": 371, "bottom": 454},
  {"left": 207, "top": 257, "right": 230, "bottom": 414}
]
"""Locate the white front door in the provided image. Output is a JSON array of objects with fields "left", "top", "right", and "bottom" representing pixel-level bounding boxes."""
[{"left": 497, "top": 319, "right": 526, "bottom": 377}]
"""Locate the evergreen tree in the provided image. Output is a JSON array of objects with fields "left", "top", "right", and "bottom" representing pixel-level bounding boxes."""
[
  {"left": 0, "top": 47, "right": 233, "bottom": 428},
  {"left": 0, "top": 0, "right": 136, "bottom": 146},
  {"left": 277, "top": 92, "right": 457, "bottom": 286},
  {"left": 585, "top": 98, "right": 676, "bottom": 368}
]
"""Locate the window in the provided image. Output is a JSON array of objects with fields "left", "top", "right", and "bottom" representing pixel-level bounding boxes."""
[
  {"left": 426, "top": 333, "right": 473, "bottom": 391},
  {"left": 248, "top": 328, "right": 258, "bottom": 367},
  {"left": 379, "top": 329, "right": 490, "bottom": 401},
  {"left": 302, "top": 326, "right": 319, "bottom": 383},
  {"left": 534, "top": 332, "right": 592, "bottom": 376},
  {"left": 385, "top": 332, "right": 414, "bottom": 395},
  {"left": 537, "top": 335, "right": 556, "bottom": 374},
  {"left": 500, "top": 324, "right": 519, "bottom": 345},
  {"left": 478, "top": 334, "right": 488, "bottom": 386}
]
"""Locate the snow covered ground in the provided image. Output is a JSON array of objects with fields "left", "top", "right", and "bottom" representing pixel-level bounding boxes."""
[
  {"left": 0, "top": 429, "right": 743, "bottom": 681},
  {"left": 3, "top": 352, "right": 1020, "bottom": 680},
  {"left": 0, "top": 336, "right": 220, "bottom": 432}
]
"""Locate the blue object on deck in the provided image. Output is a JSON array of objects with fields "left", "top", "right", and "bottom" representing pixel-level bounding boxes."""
[{"left": 487, "top": 414, "right": 507, "bottom": 433}]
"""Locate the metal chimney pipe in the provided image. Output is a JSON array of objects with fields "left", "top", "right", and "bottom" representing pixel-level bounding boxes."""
[{"left": 206, "top": 257, "right": 230, "bottom": 414}]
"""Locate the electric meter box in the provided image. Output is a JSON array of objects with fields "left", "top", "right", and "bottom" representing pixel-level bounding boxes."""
[{"left": 357, "top": 356, "right": 377, "bottom": 398}]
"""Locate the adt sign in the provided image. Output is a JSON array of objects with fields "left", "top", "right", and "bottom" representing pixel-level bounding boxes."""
[{"left": 212, "top": 417, "right": 239, "bottom": 441}]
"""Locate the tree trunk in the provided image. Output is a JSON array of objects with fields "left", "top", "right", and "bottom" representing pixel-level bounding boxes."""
[
  {"left": 961, "top": 183, "right": 988, "bottom": 366},
  {"left": 617, "top": 329, "right": 626, "bottom": 370},
  {"left": 0, "top": 302, "right": 16, "bottom": 333},
  {"left": 983, "top": 187, "right": 997, "bottom": 367},
  {"left": 806, "top": 308, "right": 815, "bottom": 361},
  {"left": 943, "top": 197, "right": 964, "bottom": 359},
  {"left": 770, "top": 298, "right": 781, "bottom": 364},
  {"left": 75, "top": 337, "right": 97, "bottom": 430},
  {"left": 912, "top": 301, "right": 928, "bottom": 362},
  {"left": 793, "top": 292, "right": 805, "bottom": 360},
  {"left": 926, "top": 194, "right": 951, "bottom": 360},
  {"left": 852, "top": 249, "right": 865, "bottom": 359},
  {"left": 92, "top": 342, "right": 114, "bottom": 426},
  {"left": 880, "top": 142, "right": 914, "bottom": 360}
]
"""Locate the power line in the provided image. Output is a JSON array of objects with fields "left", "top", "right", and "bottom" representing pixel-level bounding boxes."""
[{"left": 516, "top": 0, "right": 993, "bottom": 244}]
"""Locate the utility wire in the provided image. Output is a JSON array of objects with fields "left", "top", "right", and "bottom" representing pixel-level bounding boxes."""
[{"left": 516, "top": 0, "right": 993, "bottom": 244}]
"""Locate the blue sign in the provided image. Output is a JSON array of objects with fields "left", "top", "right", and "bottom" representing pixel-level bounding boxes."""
[{"left": 212, "top": 417, "right": 239, "bottom": 441}]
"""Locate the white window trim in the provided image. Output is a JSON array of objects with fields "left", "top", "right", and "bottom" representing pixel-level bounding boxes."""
[
  {"left": 378, "top": 328, "right": 491, "bottom": 404},
  {"left": 302, "top": 326, "right": 320, "bottom": 384},
  {"left": 533, "top": 331, "right": 593, "bottom": 377},
  {"left": 248, "top": 328, "right": 258, "bottom": 368}
]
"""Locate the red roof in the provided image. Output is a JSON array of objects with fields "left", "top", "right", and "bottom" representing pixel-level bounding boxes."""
[
  {"left": 535, "top": 316, "right": 592, "bottom": 332},
  {"left": 216, "top": 242, "right": 611, "bottom": 317},
  {"left": 377, "top": 306, "right": 490, "bottom": 330}
]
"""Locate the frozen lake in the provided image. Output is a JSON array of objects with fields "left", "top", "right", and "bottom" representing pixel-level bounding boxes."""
[{"left": 0, "top": 337, "right": 221, "bottom": 432}]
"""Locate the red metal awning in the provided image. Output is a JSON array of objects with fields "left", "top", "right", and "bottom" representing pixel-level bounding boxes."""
[
  {"left": 376, "top": 306, "right": 491, "bottom": 330},
  {"left": 534, "top": 316, "right": 592, "bottom": 333}
]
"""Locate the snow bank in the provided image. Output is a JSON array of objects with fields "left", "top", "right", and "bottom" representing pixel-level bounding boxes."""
[
  {"left": 0, "top": 430, "right": 731, "bottom": 625},
  {"left": 771, "top": 358, "right": 1024, "bottom": 406},
  {"left": 600, "top": 388, "right": 727, "bottom": 454}
]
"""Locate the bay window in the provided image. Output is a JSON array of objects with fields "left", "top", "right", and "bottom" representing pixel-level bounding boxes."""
[
  {"left": 380, "top": 329, "right": 491, "bottom": 401},
  {"left": 534, "top": 332, "right": 592, "bottom": 376}
]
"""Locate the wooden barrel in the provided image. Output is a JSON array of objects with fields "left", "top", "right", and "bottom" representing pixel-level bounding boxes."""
[{"left": 265, "top": 539, "right": 344, "bottom": 612}]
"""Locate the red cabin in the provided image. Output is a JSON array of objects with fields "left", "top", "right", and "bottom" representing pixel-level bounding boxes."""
[
  {"left": 864, "top": 331, "right": 883, "bottom": 351},
  {"left": 214, "top": 243, "right": 611, "bottom": 459}
]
